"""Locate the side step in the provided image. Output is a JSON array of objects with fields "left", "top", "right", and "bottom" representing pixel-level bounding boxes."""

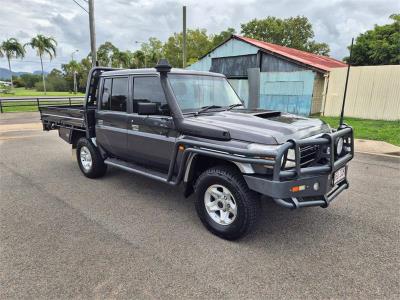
[{"left": 104, "top": 158, "right": 170, "bottom": 183}]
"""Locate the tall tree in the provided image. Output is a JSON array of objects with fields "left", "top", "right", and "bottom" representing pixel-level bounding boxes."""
[
  {"left": 163, "top": 29, "right": 213, "bottom": 67},
  {"left": 140, "top": 37, "right": 164, "bottom": 67},
  {"left": 0, "top": 38, "right": 25, "bottom": 88},
  {"left": 25, "top": 34, "right": 57, "bottom": 94},
  {"left": 133, "top": 50, "right": 146, "bottom": 68},
  {"left": 97, "top": 42, "right": 119, "bottom": 67},
  {"left": 210, "top": 28, "right": 236, "bottom": 48},
  {"left": 344, "top": 14, "right": 400, "bottom": 65},
  {"left": 240, "top": 16, "right": 330, "bottom": 55},
  {"left": 113, "top": 50, "right": 133, "bottom": 68}
]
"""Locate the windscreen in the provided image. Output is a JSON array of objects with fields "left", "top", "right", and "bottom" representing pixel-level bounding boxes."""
[{"left": 168, "top": 74, "right": 242, "bottom": 113}]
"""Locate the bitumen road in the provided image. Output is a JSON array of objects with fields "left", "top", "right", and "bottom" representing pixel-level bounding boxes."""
[{"left": 0, "top": 114, "right": 399, "bottom": 299}]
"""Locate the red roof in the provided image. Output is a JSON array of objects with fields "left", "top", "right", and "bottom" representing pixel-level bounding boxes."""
[{"left": 234, "top": 35, "right": 347, "bottom": 72}]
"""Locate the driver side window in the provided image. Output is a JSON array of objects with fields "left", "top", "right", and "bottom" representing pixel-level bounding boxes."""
[{"left": 133, "top": 76, "right": 169, "bottom": 115}]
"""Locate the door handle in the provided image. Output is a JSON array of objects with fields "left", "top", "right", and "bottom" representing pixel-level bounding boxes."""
[{"left": 145, "top": 118, "right": 173, "bottom": 128}]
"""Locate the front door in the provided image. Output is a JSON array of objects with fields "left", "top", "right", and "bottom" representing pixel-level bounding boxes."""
[
  {"left": 126, "top": 76, "right": 177, "bottom": 171},
  {"left": 95, "top": 76, "right": 129, "bottom": 159}
]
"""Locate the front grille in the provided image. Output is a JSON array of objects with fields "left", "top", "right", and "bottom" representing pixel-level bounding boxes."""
[
  {"left": 283, "top": 145, "right": 320, "bottom": 170},
  {"left": 299, "top": 145, "right": 319, "bottom": 166}
]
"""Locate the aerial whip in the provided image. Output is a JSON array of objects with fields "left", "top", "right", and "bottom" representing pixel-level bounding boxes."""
[{"left": 339, "top": 38, "right": 354, "bottom": 126}]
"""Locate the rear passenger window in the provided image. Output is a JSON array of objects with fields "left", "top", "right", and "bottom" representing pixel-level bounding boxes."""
[
  {"left": 101, "top": 78, "right": 112, "bottom": 110},
  {"left": 100, "top": 77, "right": 128, "bottom": 112},
  {"left": 110, "top": 77, "right": 128, "bottom": 111},
  {"left": 133, "top": 77, "right": 168, "bottom": 114}
]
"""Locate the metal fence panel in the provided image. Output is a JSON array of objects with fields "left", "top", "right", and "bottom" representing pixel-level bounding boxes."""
[
  {"left": 323, "top": 65, "right": 400, "bottom": 120},
  {"left": 0, "top": 96, "right": 84, "bottom": 113}
]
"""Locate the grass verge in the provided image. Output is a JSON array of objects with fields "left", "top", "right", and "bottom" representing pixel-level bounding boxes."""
[
  {"left": 0, "top": 87, "right": 84, "bottom": 97},
  {"left": 317, "top": 116, "right": 400, "bottom": 147}
]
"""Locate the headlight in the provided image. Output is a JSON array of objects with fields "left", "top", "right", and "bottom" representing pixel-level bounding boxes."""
[
  {"left": 285, "top": 149, "right": 296, "bottom": 168},
  {"left": 247, "top": 143, "right": 280, "bottom": 153},
  {"left": 336, "top": 137, "right": 344, "bottom": 155},
  {"left": 247, "top": 143, "right": 280, "bottom": 168},
  {"left": 287, "top": 149, "right": 295, "bottom": 161}
]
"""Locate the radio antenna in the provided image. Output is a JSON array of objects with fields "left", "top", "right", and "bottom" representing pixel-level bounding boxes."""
[{"left": 340, "top": 37, "right": 354, "bottom": 126}]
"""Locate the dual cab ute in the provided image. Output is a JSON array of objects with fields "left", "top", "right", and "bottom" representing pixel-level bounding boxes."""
[{"left": 40, "top": 60, "right": 353, "bottom": 240}]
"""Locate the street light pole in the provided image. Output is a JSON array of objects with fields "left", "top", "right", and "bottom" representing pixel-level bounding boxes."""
[
  {"left": 88, "top": 0, "right": 97, "bottom": 67},
  {"left": 71, "top": 50, "right": 79, "bottom": 94},
  {"left": 73, "top": 71, "right": 77, "bottom": 94},
  {"left": 71, "top": 49, "right": 79, "bottom": 62}
]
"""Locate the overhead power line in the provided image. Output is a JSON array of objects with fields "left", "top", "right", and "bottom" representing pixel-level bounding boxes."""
[{"left": 72, "top": 0, "right": 88, "bottom": 14}]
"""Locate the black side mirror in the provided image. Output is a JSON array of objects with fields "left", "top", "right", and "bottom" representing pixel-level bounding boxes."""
[{"left": 138, "top": 102, "right": 158, "bottom": 115}]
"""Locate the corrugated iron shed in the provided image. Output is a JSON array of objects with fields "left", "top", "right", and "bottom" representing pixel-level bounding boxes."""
[
  {"left": 200, "top": 35, "right": 347, "bottom": 73},
  {"left": 234, "top": 35, "right": 347, "bottom": 72}
]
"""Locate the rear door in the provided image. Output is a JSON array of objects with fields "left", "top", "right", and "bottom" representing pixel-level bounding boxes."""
[
  {"left": 95, "top": 76, "right": 130, "bottom": 159},
  {"left": 126, "top": 76, "right": 177, "bottom": 171}
]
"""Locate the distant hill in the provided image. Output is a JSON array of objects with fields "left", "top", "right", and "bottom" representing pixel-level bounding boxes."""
[{"left": 0, "top": 67, "right": 48, "bottom": 80}]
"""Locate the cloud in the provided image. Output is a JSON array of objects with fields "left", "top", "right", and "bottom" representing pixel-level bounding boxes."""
[{"left": 0, "top": 0, "right": 398, "bottom": 72}]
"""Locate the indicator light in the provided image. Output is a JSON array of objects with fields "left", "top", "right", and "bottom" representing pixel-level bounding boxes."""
[{"left": 290, "top": 185, "right": 305, "bottom": 192}]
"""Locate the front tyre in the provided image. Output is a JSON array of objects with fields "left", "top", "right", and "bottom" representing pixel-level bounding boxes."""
[
  {"left": 76, "top": 138, "right": 107, "bottom": 178},
  {"left": 195, "top": 166, "right": 259, "bottom": 240}
]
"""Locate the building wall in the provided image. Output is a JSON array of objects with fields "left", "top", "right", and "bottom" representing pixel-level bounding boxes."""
[
  {"left": 228, "top": 79, "right": 249, "bottom": 105},
  {"left": 259, "top": 71, "right": 315, "bottom": 116},
  {"left": 261, "top": 52, "right": 307, "bottom": 72},
  {"left": 186, "top": 38, "right": 327, "bottom": 116},
  {"left": 323, "top": 65, "right": 400, "bottom": 120},
  {"left": 186, "top": 39, "right": 258, "bottom": 72},
  {"left": 210, "top": 54, "right": 258, "bottom": 77}
]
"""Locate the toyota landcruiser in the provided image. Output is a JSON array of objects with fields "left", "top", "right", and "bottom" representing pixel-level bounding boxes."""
[{"left": 39, "top": 60, "right": 353, "bottom": 240}]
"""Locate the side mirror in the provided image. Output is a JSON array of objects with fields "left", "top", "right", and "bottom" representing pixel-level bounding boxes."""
[{"left": 138, "top": 102, "right": 158, "bottom": 115}]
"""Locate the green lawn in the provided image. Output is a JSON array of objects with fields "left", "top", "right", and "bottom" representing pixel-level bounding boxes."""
[
  {"left": 0, "top": 87, "right": 84, "bottom": 97},
  {"left": 0, "top": 101, "right": 81, "bottom": 113},
  {"left": 317, "top": 116, "right": 400, "bottom": 146},
  {"left": 0, "top": 88, "right": 84, "bottom": 113}
]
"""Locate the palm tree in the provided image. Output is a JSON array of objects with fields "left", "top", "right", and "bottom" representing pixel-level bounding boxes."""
[
  {"left": 0, "top": 38, "right": 25, "bottom": 88},
  {"left": 25, "top": 34, "right": 57, "bottom": 94}
]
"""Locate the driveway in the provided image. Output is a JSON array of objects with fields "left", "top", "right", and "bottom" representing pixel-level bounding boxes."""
[{"left": 1, "top": 113, "right": 399, "bottom": 299}]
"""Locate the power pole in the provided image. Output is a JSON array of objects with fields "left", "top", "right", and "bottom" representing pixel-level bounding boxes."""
[
  {"left": 88, "top": 0, "right": 97, "bottom": 67},
  {"left": 182, "top": 6, "right": 187, "bottom": 68}
]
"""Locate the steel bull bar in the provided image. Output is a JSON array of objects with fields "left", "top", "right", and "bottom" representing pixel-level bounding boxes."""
[
  {"left": 243, "top": 126, "right": 354, "bottom": 209},
  {"left": 165, "top": 126, "right": 353, "bottom": 209}
]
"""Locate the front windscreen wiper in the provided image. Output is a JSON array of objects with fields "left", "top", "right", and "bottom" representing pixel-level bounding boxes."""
[
  {"left": 226, "top": 103, "right": 243, "bottom": 110},
  {"left": 195, "top": 105, "right": 223, "bottom": 115}
]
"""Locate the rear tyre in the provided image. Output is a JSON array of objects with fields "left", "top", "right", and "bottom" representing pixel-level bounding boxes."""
[
  {"left": 194, "top": 165, "right": 259, "bottom": 240},
  {"left": 76, "top": 138, "right": 107, "bottom": 178}
]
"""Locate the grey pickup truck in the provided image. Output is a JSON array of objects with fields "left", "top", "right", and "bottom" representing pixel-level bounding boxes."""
[{"left": 40, "top": 60, "right": 353, "bottom": 240}]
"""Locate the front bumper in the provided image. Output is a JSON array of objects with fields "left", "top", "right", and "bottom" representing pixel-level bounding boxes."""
[
  {"left": 243, "top": 126, "right": 354, "bottom": 209},
  {"left": 244, "top": 170, "right": 349, "bottom": 209}
]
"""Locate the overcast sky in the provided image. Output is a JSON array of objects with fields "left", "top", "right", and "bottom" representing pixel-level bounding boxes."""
[{"left": 0, "top": 0, "right": 398, "bottom": 73}]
